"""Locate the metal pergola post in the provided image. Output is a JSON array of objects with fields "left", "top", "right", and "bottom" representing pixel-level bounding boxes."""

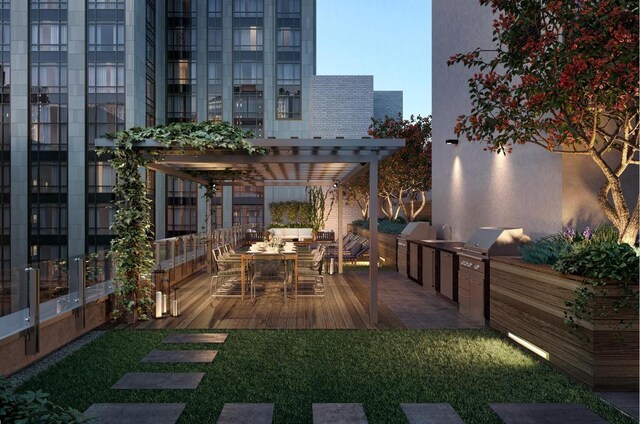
[
  {"left": 338, "top": 186, "right": 344, "bottom": 274},
  {"left": 369, "top": 158, "right": 379, "bottom": 325}
]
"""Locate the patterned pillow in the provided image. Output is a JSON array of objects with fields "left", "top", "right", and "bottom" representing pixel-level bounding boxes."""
[{"left": 349, "top": 242, "right": 363, "bottom": 257}]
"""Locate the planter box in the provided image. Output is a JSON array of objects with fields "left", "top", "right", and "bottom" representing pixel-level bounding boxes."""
[
  {"left": 355, "top": 228, "right": 397, "bottom": 268},
  {"left": 490, "top": 257, "right": 639, "bottom": 391}
]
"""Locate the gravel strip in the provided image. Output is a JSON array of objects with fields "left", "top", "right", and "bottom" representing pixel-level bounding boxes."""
[{"left": 9, "top": 331, "right": 106, "bottom": 387}]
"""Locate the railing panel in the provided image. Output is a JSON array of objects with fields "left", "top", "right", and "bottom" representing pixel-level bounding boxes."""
[
  {"left": 85, "top": 251, "right": 115, "bottom": 303},
  {"left": 0, "top": 267, "right": 32, "bottom": 339},
  {"left": 36, "top": 259, "right": 76, "bottom": 322}
]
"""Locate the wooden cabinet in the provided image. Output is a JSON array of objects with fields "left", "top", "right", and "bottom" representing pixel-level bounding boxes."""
[
  {"left": 469, "top": 271, "right": 484, "bottom": 319},
  {"left": 458, "top": 255, "right": 487, "bottom": 321},
  {"left": 440, "top": 252, "right": 455, "bottom": 300},
  {"left": 422, "top": 246, "right": 437, "bottom": 293},
  {"left": 458, "top": 268, "right": 470, "bottom": 312},
  {"left": 409, "top": 242, "right": 419, "bottom": 282}
]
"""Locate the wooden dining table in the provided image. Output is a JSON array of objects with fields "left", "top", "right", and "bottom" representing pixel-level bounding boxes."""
[{"left": 240, "top": 251, "right": 299, "bottom": 299}]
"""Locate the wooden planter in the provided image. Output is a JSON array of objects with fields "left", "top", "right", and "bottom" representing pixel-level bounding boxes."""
[
  {"left": 490, "top": 257, "right": 639, "bottom": 391},
  {"left": 355, "top": 227, "right": 397, "bottom": 268}
]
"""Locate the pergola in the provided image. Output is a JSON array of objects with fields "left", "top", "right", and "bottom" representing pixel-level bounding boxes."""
[{"left": 96, "top": 137, "right": 405, "bottom": 324}]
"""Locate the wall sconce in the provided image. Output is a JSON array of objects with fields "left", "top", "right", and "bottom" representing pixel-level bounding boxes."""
[
  {"left": 333, "top": 181, "right": 339, "bottom": 188},
  {"left": 445, "top": 139, "right": 459, "bottom": 145}
]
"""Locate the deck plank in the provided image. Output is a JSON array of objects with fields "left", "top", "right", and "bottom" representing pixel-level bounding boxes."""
[{"left": 131, "top": 270, "right": 476, "bottom": 330}]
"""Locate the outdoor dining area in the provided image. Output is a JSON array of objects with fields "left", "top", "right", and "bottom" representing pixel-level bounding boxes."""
[{"left": 210, "top": 240, "right": 325, "bottom": 301}]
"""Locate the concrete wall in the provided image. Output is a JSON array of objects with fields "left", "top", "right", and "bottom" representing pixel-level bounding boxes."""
[
  {"left": 9, "top": 0, "right": 28, "bottom": 269},
  {"left": 374, "top": 91, "right": 403, "bottom": 120},
  {"left": 67, "top": 0, "right": 86, "bottom": 257},
  {"left": 432, "top": 0, "right": 563, "bottom": 241},
  {"left": 432, "top": 0, "right": 638, "bottom": 241},
  {"left": 309, "top": 75, "right": 373, "bottom": 139}
]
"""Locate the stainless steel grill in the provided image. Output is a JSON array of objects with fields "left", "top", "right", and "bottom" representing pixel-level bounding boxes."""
[
  {"left": 459, "top": 227, "right": 525, "bottom": 259},
  {"left": 457, "top": 227, "right": 526, "bottom": 322}
]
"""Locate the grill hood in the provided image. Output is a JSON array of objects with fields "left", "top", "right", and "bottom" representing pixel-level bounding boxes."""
[
  {"left": 397, "top": 222, "right": 437, "bottom": 241},
  {"left": 463, "top": 227, "right": 524, "bottom": 256}
]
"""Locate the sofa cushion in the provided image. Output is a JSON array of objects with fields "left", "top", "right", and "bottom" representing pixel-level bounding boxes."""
[
  {"left": 283, "top": 228, "right": 298, "bottom": 237},
  {"left": 349, "top": 242, "right": 363, "bottom": 257},
  {"left": 298, "top": 228, "right": 313, "bottom": 239},
  {"left": 271, "top": 228, "right": 285, "bottom": 238}
]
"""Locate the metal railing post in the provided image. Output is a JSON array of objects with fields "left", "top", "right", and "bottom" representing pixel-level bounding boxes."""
[
  {"left": 74, "top": 257, "right": 86, "bottom": 330},
  {"left": 24, "top": 267, "right": 40, "bottom": 355}
]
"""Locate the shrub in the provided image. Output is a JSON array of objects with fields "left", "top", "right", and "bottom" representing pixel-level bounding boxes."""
[
  {"left": 351, "top": 219, "right": 407, "bottom": 235},
  {"left": 520, "top": 235, "right": 573, "bottom": 265},
  {"left": 0, "top": 376, "right": 89, "bottom": 423},
  {"left": 521, "top": 224, "right": 623, "bottom": 266},
  {"left": 554, "top": 241, "right": 639, "bottom": 283},
  {"left": 521, "top": 224, "right": 639, "bottom": 330}
]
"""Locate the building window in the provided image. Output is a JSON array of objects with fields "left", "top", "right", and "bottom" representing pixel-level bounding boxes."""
[
  {"left": 167, "top": 0, "right": 197, "bottom": 123},
  {"left": 232, "top": 185, "right": 263, "bottom": 229},
  {"left": 233, "top": 0, "right": 263, "bottom": 17},
  {"left": 145, "top": 0, "right": 156, "bottom": 126},
  {"left": 0, "top": 0, "right": 10, "bottom": 313},
  {"left": 166, "top": 176, "right": 198, "bottom": 237},
  {"left": 276, "top": 0, "right": 301, "bottom": 120},
  {"left": 233, "top": 0, "right": 264, "bottom": 136},
  {"left": 86, "top": 0, "right": 125, "bottom": 253},
  {"left": 29, "top": 0, "right": 68, "bottom": 263}
]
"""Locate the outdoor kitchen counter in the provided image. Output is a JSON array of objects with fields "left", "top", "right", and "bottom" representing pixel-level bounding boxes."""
[
  {"left": 411, "top": 241, "right": 465, "bottom": 298},
  {"left": 416, "top": 240, "right": 465, "bottom": 253}
]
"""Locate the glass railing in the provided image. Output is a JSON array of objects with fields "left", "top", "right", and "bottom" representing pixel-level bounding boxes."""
[{"left": 0, "top": 224, "right": 252, "bottom": 343}]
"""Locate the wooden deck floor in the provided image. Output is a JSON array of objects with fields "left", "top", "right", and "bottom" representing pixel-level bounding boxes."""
[{"left": 135, "top": 270, "right": 483, "bottom": 330}]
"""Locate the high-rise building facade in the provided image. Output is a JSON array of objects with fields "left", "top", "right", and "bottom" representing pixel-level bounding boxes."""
[
  {"left": 2, "top": 0, "right": 402, "bottom": 279},
  {"left": 1, "top": 0, "right": 317, "bottom": 272}
]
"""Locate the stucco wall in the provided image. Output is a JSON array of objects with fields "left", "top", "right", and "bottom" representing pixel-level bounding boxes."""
[
  {"left": 562, "top": 153, "right": 639, "bottom": 231},
  {"left": 309, "top": 75, "right": 374, "bottom": 139},
  {"left": 432, "top": 0, "right": 563, "bottom": 241},
  {"left": 432, "top": 0, "right": 638, "bottom": 241}
]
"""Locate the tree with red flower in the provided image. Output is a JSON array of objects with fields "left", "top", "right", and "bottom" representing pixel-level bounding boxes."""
[{"left": 449, "top": 0, "right": 638, "bottom": 244}]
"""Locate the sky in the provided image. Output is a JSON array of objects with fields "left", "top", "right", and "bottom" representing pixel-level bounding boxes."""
[{"left": 316, "top": 0, "right": 432, "bottom": 118}]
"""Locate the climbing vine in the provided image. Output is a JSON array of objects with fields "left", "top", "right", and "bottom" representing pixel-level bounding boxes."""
[
  {"left": 102, "top": 120, "right": 267, "bottom": 322},
  {"left": 307, "top": 186, "right": 335, "bottom": 232}
]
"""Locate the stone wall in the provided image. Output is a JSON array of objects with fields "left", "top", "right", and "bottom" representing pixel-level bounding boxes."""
[
  {"left": 374, "top": 91, "right": 403, "bottom": 120},
  {"left": 309, "top": 75, "right": 374, "bottom": 139}
]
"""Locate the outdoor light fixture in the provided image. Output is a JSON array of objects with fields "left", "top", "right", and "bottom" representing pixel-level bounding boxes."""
[
  {"left": 333, "top": 181, "right": 339, "bottom": 188},
  {"left": 508, "top": 332, "right": 550, "bottom": 360},
  {"left": 445, "top": 139, "right": 459, "bottom": 145}
]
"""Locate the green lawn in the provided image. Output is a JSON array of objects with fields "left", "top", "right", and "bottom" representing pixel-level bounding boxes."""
[{"left": 19, "top": 329, "right": 634, "bottom": 423}]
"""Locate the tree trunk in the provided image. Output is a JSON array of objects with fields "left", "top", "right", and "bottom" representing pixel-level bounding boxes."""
[
  {"left": 356, "top": 199, "right": 369, "bottom": 220},
  {"left": 590, "top": 149, "right": 639, "bottom": 245},
  {"left": 619, "top": 196, "right": 639, "bottom": 245}
]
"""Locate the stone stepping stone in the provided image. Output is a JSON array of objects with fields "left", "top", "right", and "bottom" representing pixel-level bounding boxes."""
[
  {"left": 312, "top": 403, "right": 368, "bottom": 424},
  {"left": 112, "top": 372, "right": 204, "bottom": 390},
  {"left": 141, "top": 350, "right": 218, "bottom": 363},
  {"left": 162, "top": 333, "right": 228, "bottom": 344},
  {"left": 401, "top": 403, "right": 464, "bottom": 424},
  {"left": 489, "top": 403, "right": 607, "bottom": 424},
  {"left": 83, "top": 403, "right": 186, "bottom": 424},
  {"left": 597, "top": 391, "right": 639, "bottom": 420},
  {"left": 216, "top": 403, "right": 274, "bottom": 424}
]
